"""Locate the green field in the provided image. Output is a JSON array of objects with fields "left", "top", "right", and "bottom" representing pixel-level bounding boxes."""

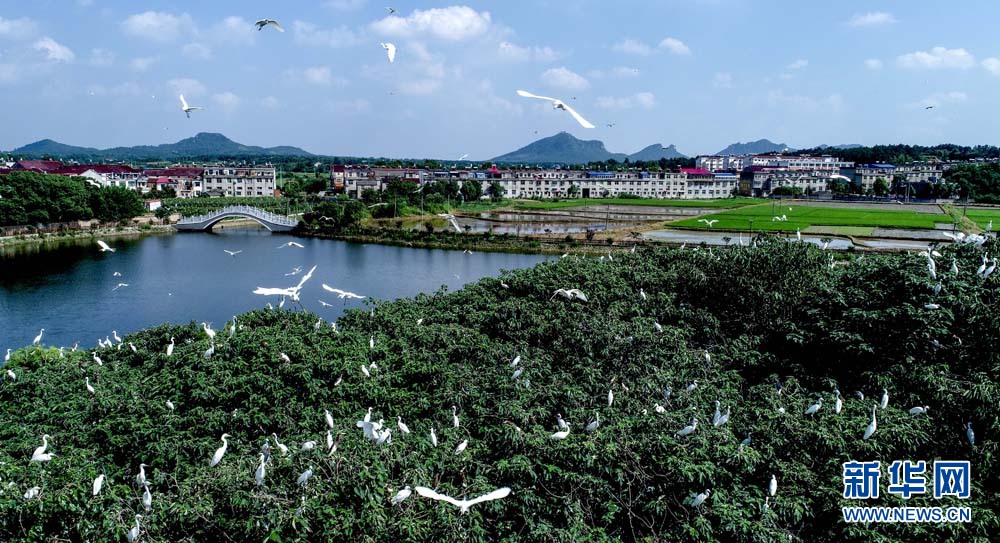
[
  {"left": 514, "top": 197, "right": 763, "bottom": 210},
  {"left": 671, "top": 203, "right": 948, "bottom": 231},
  {"left": 963, "top": 209, "right": 1000, "bottom": 229}
]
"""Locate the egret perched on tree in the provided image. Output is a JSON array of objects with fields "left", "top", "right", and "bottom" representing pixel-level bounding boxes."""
[
  {"left": 414, "top": 486, "right": 512, "bottom": 514},
  {"left": 607, "top": 388, "right": 614, "bottom": 407},
  {"left": 834, "top": 389, "right": 843, "bottom": 414},
  {"left": 586, "top": 413, "right": 600, "bottom": 432},
  {"left": 691, "top": 489, "right": 711, "bottom": 508},
  {"left": 556, "top": 414, "right": 568, "bottom": 431},
  {"left": 909, "top": 406, "right": 930, "bottom": 416},
  {"left": 455, "top": 440, "right": 468, "bottom": 455},
  {"left": 712, "top": 401, "right": 721, "bottom": 426},
  {"left": 769, "top": 475, "right": 777, "bottom": 497},
  {"left": 23, "top": 486, "right": 41, "bottom": 501},
  {"left": 210, "top": 434, "right": 231, "bottom": 467},
  {"left": 272, "top": 434, "right": 289, "bottom": 456},
  {"left": 512, "top": 367, "right": 523, "bottom": 380},
  {"left": 510, "top": 355, "right": 520, "bottom": 368},
  {"left": 5, "top": 368, "right": 15, "bottom": 380},
  {"left": 324, "top": 409, "right": 334, "bottom": 429},
  {"left": 739, "top": 433, "right": 752, "bottom": 452},
  {"left": 965, "top": 422, "right": 975, "bottom": 446},
  {"left": 715, "top": 406, "right": 730, "bottom": 427},
  {"left": 85, "top": 377, "right": 95, "bottom": 395},
  {"left": 142, "top": 484, "right": 152, "bottom": 512},
  {"left": 686, "top": 380, "right": 698, "bottom": 393},
  {"left": 92, "top": 352, "right": 103, "bottom": 366},
  {"left": 166, "top": 337, "right": 175, "bottom": 357},
  {"left": 392, "top": 486, "right": 412, "bottom": 505},
  {"left": 136, "top": 464, "right": 148, "bottom": 486},
  {"left": 254, "top": 454, "right": 266, "bottom": 486},
  {"left": 551, "top": 424, "right": 570, "bottom": 440},
  {"left": 92, "top": 473, "right": 105, "bottom": 496},
  {"left": 126, "top": 514, "right": 142, "bottom": 542},
  {"left": 32, "top": 328, "right": 43, "bottom": 345},
  {"left": 880, "top": 388, "right": 889, "bottom": 410},
  {"left": 30, "top": 434, "right": 54, "bottom": 462},
  {"left": 675, "top": 418, "right": 698, "bottom": 437},
  {"left": 301, "top": 440, "right": 317, "bottom": 452},
  {"left": 430, "top": 428, "right": 438, "bottom": 447},
  {"left": 863, "top": 404, "right": 877, "bottom": 440},
  {"left": 297, "top": 466, "right": 314, "bottom": 487},
  {"left": 452, "top": 405, "right": 460, "bottom": 428},
  {"left": 166, "top": 400, "right": 175, "bottom": 411},
  {"left": 805, "top": 397, "right": 823, "bottom": 416},
  {"left": 397, "top": 416, "right": 410, "bottom": 435},
  {"left": 202, "top": 322, "right": 216, "bottom": 341}
]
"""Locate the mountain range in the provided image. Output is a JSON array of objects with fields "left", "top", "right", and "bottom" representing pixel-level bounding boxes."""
[
  {"left": 491, "top": 132, "right": 687, "bottom": 164},
  {"left": 11, "top": 133, "right": 314, "bottom": 160},
  {"left": 715, "top": 139, "right": 792, "bottom": 156}
]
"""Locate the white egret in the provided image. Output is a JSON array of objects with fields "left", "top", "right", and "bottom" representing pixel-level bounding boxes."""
[
  {"left": 675, "top": 418, "right": 698, "bottom": 437},
  {"left": 97, "top": 240, "right": 115, "bottom": 252},
  {"left": 381, "top": 42, "right": 397, "bottom": 63},
  {"left": 397, "top": 416, "right": 410, "bottom": 435},
  {"left": 654, "top": 403, "right": 666, "bottom": 414},
  {"left": 254, "top": 19, "right": 284, "bottom": 32},
  {"left": 166, "top": 400, "right": 175, "bottom": 411},
  {"left": 585, "top": 413, "right": 600, "bottom": 432},
  {"left": 297, "top": 466, "right": 314, "bottom": 487},
  {"left": 834, "top": 389, "right": 842, "bottom": 414},
  {"left": 86, "top": 377, "right": 95, "bottom": 395},
  {"left": 550, "top": 426, "right": 570, "bottom": 440},
  {"left": 4, "top": 348, "right": 9, "bottom": 362},
  {"left": 452, "top": 405, "right": 460, "bottom": 428},
  {"left": 30, "top": 434, "right": 53, "bottom": 462},
  {"left": 301, "top": 440, "right": 317, "bottom": 452},
  {"left": 639, "top": 288, "right": 647, "bottom": 301},
  {"left": 863, "top": 404, "right": 877, "bottom": 440},
  {"left": 203, "top": 344, "right": 214, "bottom": 359},
  {"left": 361, "top": 364, "right": 371, "bottom": 378},
  {"left": 769, "top": 474, "right": 777, "bottom": 497},
  {"left": 32, "top": 328, "right": 44, "bottom": 345},
  {"left": 229, "top": 318, "right": 236, "bottom": 337},
  {"left": 712, "top": 401, "right": 721, "bottom": 426},
  {"left": 142, "top": 484, "right": 151, "bottom": 512},
  {"left": 129, "top": 342, "right": 137, "bottom": 353},
  {"left": 512, "top": 367, "right": 523, "bottom": 380},
  {"left": 715, "top": 406, "right": 730, "bottom": 427},
  {"left": 414, "top": 486, "right": 512, "bottom": 514},
  {"left": 392, "top": 485, "right": 412, "bottom": 505},
  {"left": 92, "top": 473, "right": 105, "bottom": 496},
  {"left": 739, "top": 433, "right": 751, "bottom": 451},
  {"left": 686, "top": 380, "right": 698, "bottom": 393},
  {"left": 607, "top": 388, "right": 614, "bottom": 407},
  {"left": 516, "top": 90, "right": 595, "bottom": 128},
  {"left": 210, "top": 434, "right": 231, "bottom": 467},
  {"left": 136, "top": 464, "right": 148, "bottom": 486},
  {"left": 454, "top": 440, "right": 468, "bottom": 455},
  {"left": 23, "top": 486, "right": 41, "bottom": 501},
  {"left": 224, "top": 250, "right": 242, "bottom": 257},
  {"left": 166, "top": 337, "right": 175, "bottom": 357},
  {"left": 92, "top": 352, "right": 103, "bottom": 366},
  {"left": 255, "top": 454, "right": 266, "bottom": 486},
  {"left": 909, "top": 406, "right": 929, "bottom": 416},
  {"left": 691, "top": 489, "right": 711, "bottom": 508},
  {"left": 880, "top": 388, "right": 889, "bottom": 410},
  {"left": 5, "top": 368, "right": 15, "bottom": 380},
  {"left": 966, "top": 422, "right": 975, "bottom": 446},
  {"left": 285, "top": 266, "right": 303, "bottom": 277},
  {"left": 272, "top": 434, "right": 289, "bottom": 456},
  {"left": 322, "top": 284, "right": 367, "bottom": 299},
  {"left": 430, "top": 428, "right": 438, "bottom": 447},
  {"left": 556, "top": 414, "right": 568, "bottom": 430},
  {"left": 436, "top": 213, "right": 462, "bottom": 232},
  {"left": 805, "top": 397, "right": 822, "bottom": 416},
  {"left": 113, "top": 330, "right": 122, "bottom": 343},
  {"left": 278, "top": 241, "right": 305, "bottom": 249},
  {"left": 179, "top": 94, "right": 203, "bottom": 118},
  {"left": 510, "top": 355, "right": 520, "bottom": 368},
  {"left": 653, "top": 321, "right": 663, "bottom": 332},
  {"left": 324, "top": 409, "right": 334, "bottom": 429},
  {"left": 202, "top": 322, "right": 216, "bottom": 340},
  {"left": 280, "top": 352, "right": 291, "bottom": 363},
  {"left": 697, "top": 219, "right": 719, "bottom": 228}
]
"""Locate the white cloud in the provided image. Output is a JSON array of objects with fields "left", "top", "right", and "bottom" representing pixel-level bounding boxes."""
[
  {"left": 498, "top": 41, "right": 560, "bottom": 62},
  {"left": 897, "top": 47, "right": 975, "bottom": 70},
  {"left": 330, "top": 98, "right": 371, "bottom": 113},
  {"left": 212, "top": 16, "right": 256, "bottom": 46},
  {"left": 659, "top": 37, "right": 691, "bottom": 55},
  {"left": 325, "top": 0, "right": 367, "bottom": 10},
  {"left": 0, "top": 16, "right": 39, "bottom": 40},
  {"left": 596, "top": 92, "right": 656, "bottom": 110},
  {"left": 212, "top": 91, "right": 241, "bottom": 112},
  {"left": 130, "top": 57, "right": 157, "bottom": 72},
  {"left": 260, "top": 96, "right": 280, "bottom": 109},
  {"left": 864, "top": 58, "right": 883, "bottom": 70},
  {"left": 915, "top": 91, "right": 967, "bottom": 109},
  {"left": 847, "top": 12, "right": 897, "bottom": 27},
  {"left": 612, "top": 38, "right": 652, "bottom": 56},
  {"left": 33, "top": 37, "right": 75, "bottom": 62},
  {"left": 167, "top": 78, "right": 206, "bottom": 98},
  {"left": 293, "top": 21, "right": 362, "bottom": 48},
  {"left": 183, "top": 42, "right": 212, "bottom": 60},
  {"left": 787, "top": 59, "right": 808, "bottom": 70},
  {"left": 371, "top": 6, "right": 492, "bottom": 42},
  {"left": 399, "top": 79, "right": 441, "bottom": 95},
  {"left": 982, "top": 57, "right": 1000, "bottom": 75},
  {"left": 712, "top": 72, "right": 733, "bottom": 88},
  {"left": 767, "top": 90, "right": 844, "bottom": 111},
  {"left": 88, "top": 48, "right": 115, "bottom": 67},
  {"left": 121, "top": 11, "right": 195, "bottom": 43},
  {"left": 540, "top": 66, "right": 589, "bottom": 90},
  {"left": 302, "top": 66, "right": 349, "bottom": 86}
]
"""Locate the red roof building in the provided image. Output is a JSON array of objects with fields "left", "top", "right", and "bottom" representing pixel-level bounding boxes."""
[{"left": 14, "top": 160, "right": 64, "bottom": 173}]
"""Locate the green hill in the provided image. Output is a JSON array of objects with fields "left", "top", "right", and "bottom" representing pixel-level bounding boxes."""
[
  {"left": 11, "top": 133, "right": 314, "bottom": 160},
  {"left": 0, "top": 241, "right": 995, "bottom": 542}
]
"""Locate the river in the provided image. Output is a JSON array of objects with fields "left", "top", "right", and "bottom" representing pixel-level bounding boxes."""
[{"left": 0, "top": 228, "right": 553, "bottom": 351}]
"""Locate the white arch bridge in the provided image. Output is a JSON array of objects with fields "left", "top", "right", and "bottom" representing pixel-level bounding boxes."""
[{"left": 173, "top": 205, "right": 299, "bottom": 232}]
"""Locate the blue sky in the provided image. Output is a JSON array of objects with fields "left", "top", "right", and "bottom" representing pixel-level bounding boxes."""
[{"left": 2, "top": 0, "right": 1000, "bottom": 158}]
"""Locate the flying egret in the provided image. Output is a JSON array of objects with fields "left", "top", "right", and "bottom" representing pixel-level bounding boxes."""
[
  {"left": 381, "top": 42, "right": 397, "bottom": 63},
  {"left": 675, "top": 418, "right": 698, "bottom": 437},
  {"left": 769, "top": 475, "right": 777, "bottom": 497},
  {"left": 254, "top": 19, "right": 284, "bottom": 32},
  {"left": 697, "top": 219, "right": 719, "bottom": 228},
  {"left": 691, "top": 489, "right": 711, "bottom": 508},
  {"left": 166, "top": 337, "right": 175, "bottom": 357},
  {"left": 142, "top": 484, "right": 152, "bottom": 512},
  {"left": 909, "top": 406, "right": 929, "bottom": 416},
  {"left": 392, "top": 485, "right": 412, "bottom": 505},
  {"left": 179, "top": 94, "right": 203, "bottom": 118},
  {"left": 297, "top": 466, "right": 314, "bottom": 487},
  {"left": 516, "top": 90, "right": 595, "bottom": 128},
  {"left": 414, "top": 486, "right": 512, "bottom": 514},
  {"left": 430, "top": 428, "right": 438, "bottom": 447},
  {"left": 224, "top": 250, "right": 242, "bottom": 257},
  {"left": 210, "top": 434, "right": 231, "bottom": 467},
  {"left": 92, "top": 473, "right": 105, "bottom": 496},
  {"left": 863, "top": 405, "right": 877, "bottom": 440},
  {"left": 322, "top": 284, "right": 366, "bottom": 299},
  {"left": 452, "top": 405, "right": 460, "bottom": 428},
  {"left": 805, "top": 397, "right": 822, "bottom": 416},
  {"left": 397, "top": 416, "right": 410, "bottom": 435},
  {"left": 551, "top": 288, "right": 589, "bottom": 301},
  {"left": 880, "top": 389, "right": 889, "bottom": 410},
  {"left": 277, "top": 241, "right": 305, "bottom": 249},
  {"left": 30, "top": 434, "right": 53, "bottom": 462},
  {"left": 136, "top": 464, "right": 148, "bottom": 486},
  {"left": 454, "top": 440, "right": 468, "bottom": 455},
  {"left": 254, "top": 453, "right": 266, "bottom": 486},
  {"left": 32, "top": 328, "right": 44, "bottom": 345},
  {"left": 254, "top": 265, "right": 317, "bottom": 302},
  {"left": 97, "top": 240, "right": 115, "bottom": 252},
  {"left": 23, "top": 486, "right": 41, "bottom": 501},
  {"left": 436, "top": 213, "right": 462, "bottom": 232}
]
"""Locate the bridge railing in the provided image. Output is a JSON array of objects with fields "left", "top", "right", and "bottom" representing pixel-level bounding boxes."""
[{"left": 175, "top": 205, "right": 298, "bottom": 226}]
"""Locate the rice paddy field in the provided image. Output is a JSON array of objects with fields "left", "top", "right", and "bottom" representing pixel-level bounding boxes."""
[
  {"left": 514, "top": 197, "right": 763, "bottom": 210},
  {"left": 671, "top": 202, "right": 950, "bottom": 232}
]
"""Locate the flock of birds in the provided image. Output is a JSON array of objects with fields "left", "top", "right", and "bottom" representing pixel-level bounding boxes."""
[{"left": 163, "top": 11, "right": 600, "bottom": 132}]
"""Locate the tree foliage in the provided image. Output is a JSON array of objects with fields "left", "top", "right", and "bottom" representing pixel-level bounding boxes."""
[
  {"left": 0, "top": 171, "right": 144, "bottom": 226},
  {"left": 0, "top": 240, "right": 997, "bottom": 542}
]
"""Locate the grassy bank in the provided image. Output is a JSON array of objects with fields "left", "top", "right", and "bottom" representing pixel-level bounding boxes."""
[
  {"left": 671, "top": 203, "right": 948, "bottom": 231},
  {"left": 0, "top": 223, "right": 173, "bottom": 248},
  {"left": 1, "top": 240, "right": 995, "bottom": 542}
]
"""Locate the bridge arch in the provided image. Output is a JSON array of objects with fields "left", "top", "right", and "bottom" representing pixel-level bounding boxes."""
[{"left": 173, "top": 205, "right": 299, "bottom": 232}]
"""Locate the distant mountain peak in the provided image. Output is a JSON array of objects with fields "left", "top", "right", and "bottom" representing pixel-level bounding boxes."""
[
  {"left": 492, "top": 132, "right": 687, "bottom": 164},
  {"left": 12, "top": 134, "right": 313, "bottom": 159},
  {"left": 716, "top": 139, "right": 791, "bottom": 156}
]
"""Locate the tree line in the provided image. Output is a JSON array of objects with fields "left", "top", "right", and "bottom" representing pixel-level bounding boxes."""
[{"left": 0, "top": 172, "right": 144, "bottom": 227}]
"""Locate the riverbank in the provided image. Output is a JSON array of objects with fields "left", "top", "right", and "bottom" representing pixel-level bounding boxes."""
[{"left": 0, "top": 224, "right": 174, "bottom": 249}]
